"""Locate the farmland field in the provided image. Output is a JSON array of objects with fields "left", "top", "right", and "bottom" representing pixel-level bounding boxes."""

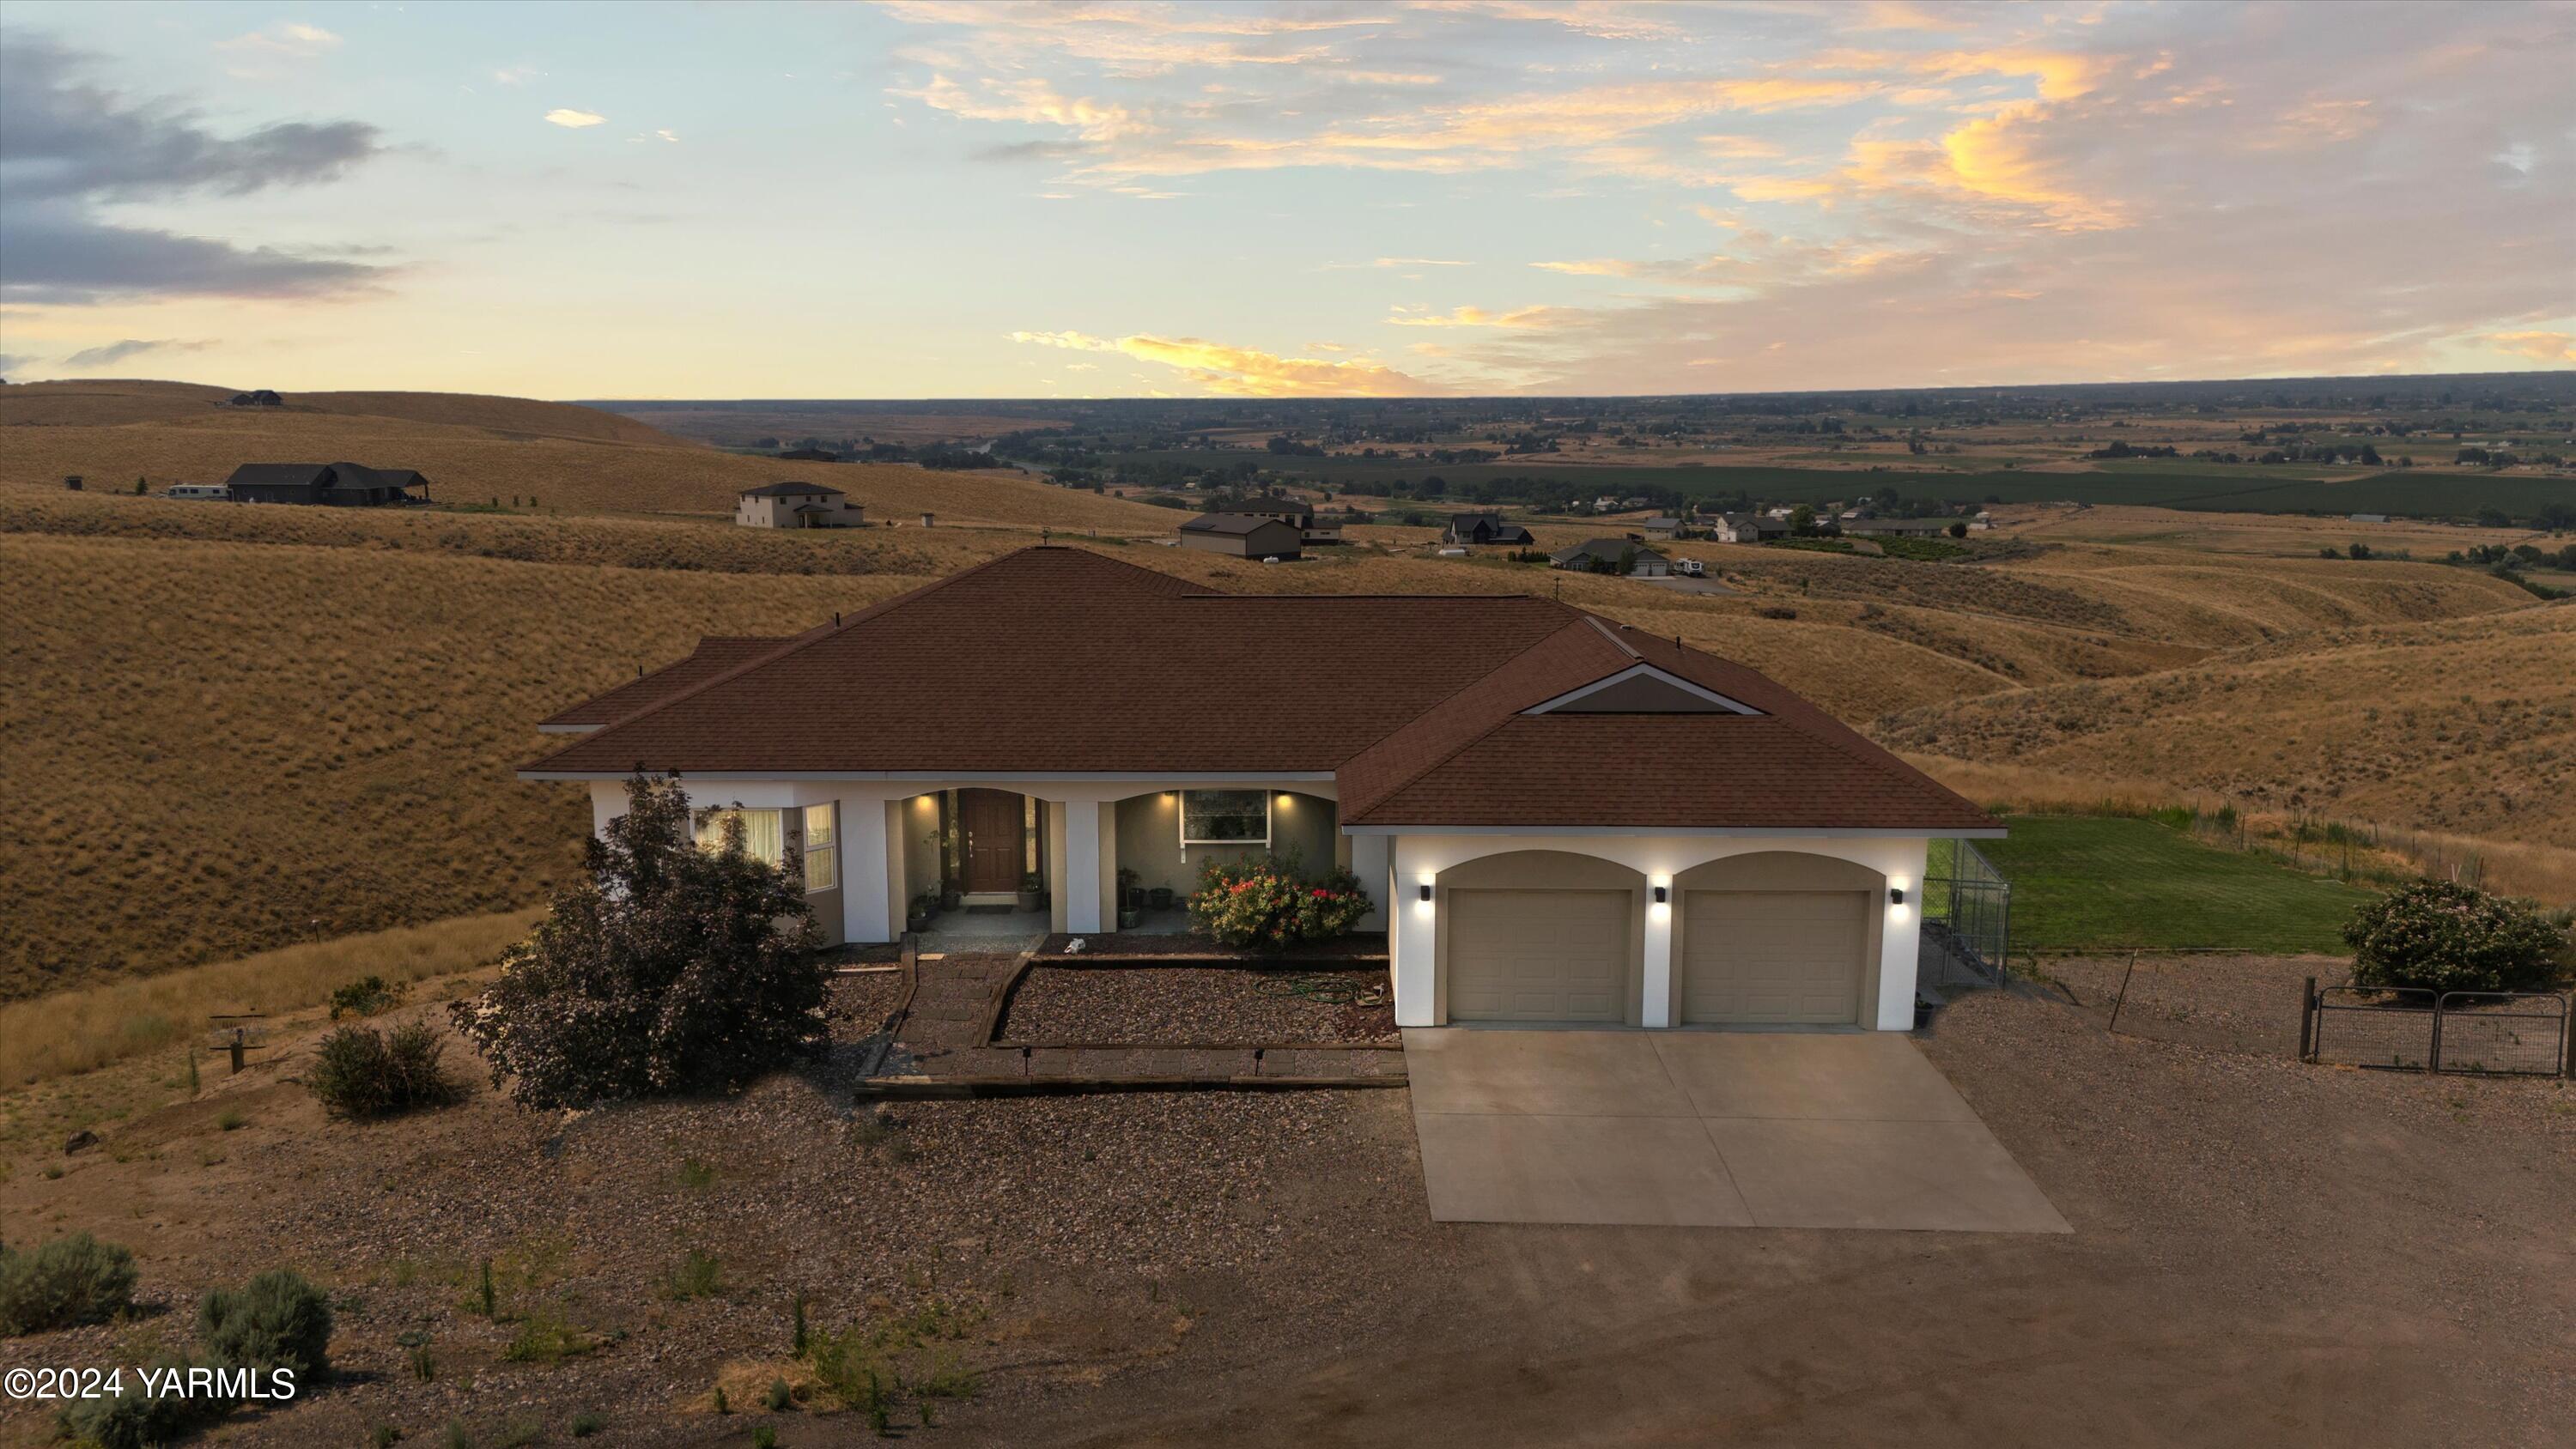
[{"left": 1091, "top": 449, "right": 2573, "bottom": 519}]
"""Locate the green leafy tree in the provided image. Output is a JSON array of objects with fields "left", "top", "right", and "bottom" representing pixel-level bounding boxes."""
[
  {"left": 451, "top": 772, "right": 825, "bottom": 1107},
  {"left": 2342, "top": 881, "right": 2566, "bottom": 994}
]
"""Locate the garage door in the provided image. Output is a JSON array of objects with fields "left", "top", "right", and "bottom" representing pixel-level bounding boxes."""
[
  {"left": 1682, "top": 891, "right": 1867, "bottom": 1025},
  {"left": 1448, "top": 889, "right": 1630, "bottom": 1022}
]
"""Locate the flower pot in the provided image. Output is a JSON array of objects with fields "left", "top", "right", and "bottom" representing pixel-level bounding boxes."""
[
  {"left": 940, "top": 888, "right": 963, "bottom": 911},
  {"left": 1148, "top": 887, "right": 1173, "bottom": 911},
  {"left": 906, "top": 911, "right": 933, "bottom": 933},
  {"left": 1116, "top": 908, "right": 1140, "bottom": 929},
  {"left": 1015, "top": 888, "right": 1042, "bottom": 912}
]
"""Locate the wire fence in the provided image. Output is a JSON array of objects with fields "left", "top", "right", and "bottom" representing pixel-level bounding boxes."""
[{"left": 1921, "top": 838, "right": 2012, "bottom": 992}]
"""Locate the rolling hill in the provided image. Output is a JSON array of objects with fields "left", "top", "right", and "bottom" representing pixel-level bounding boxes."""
[{"left": 0, "top": 379, "right": 1179, "bottom": 528}]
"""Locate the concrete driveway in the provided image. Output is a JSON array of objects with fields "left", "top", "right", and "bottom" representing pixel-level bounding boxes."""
[{"left": 1403, "top": 1029, "right": 2070, "bottom": 1233}]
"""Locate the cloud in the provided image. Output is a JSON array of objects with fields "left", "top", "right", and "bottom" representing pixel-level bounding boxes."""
[
  {"left": 1008, "top": 329, "right": 1443, "bottom": 396},
  {"left": 2487, "top": 330, "right": 2575, "bottom": 364},
  {"left": 1385, "top": 304, "right": 1567, "bottom": 327},
  {"left": 215, "top": 21, "right": 341, "bottom": 77},
  {"left": 62, "top": 337, "right": 215, "bottom": 368},
  {"left": 0, "top": 354, "right": 38, "bottom": 377},
  {"left": 0, "top": 34, "right": 389, "bottom": 304},
  {"left": 544, "top": 108, "right": 608, "bottom": 128}
]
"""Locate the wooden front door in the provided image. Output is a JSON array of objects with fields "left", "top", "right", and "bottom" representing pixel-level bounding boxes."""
[{"left": 958, "top": 789, "right": 1024, "bottom": 894}]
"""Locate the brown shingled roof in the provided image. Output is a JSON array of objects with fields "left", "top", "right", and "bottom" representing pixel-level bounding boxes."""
[{"left": 523, "top": 546, "right": 1995, "bottom": 834}]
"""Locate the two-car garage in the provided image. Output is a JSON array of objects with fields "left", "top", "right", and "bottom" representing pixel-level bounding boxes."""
[{"left": 1432, "top": 849, "right": 1886, "bottom": 1029}]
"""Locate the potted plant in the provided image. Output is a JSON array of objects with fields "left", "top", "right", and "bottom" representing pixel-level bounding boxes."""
[
  {"left": 1016, "top": 871, "right": 1044, "bottom": 912},
  {"left": 1148, "top": 885, "right": 1174, "bottom": 911},
  {"left": 1116, "top": 867, "right": 1142, "bottom": 928},
  {"left": 905, "top": 891, "right": 937, "bottom": 933}
]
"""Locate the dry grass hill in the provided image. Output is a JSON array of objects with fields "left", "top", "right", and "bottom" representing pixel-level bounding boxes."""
[
  {"left": 0, "top": 380, "right": 1170, "bottom": 528},
  {"left": 4, "top": 383, "right": 2568, "bottom": 999}
]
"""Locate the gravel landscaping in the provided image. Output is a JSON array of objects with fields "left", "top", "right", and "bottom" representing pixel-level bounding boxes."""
[{"left": 999, "top": 965, "right": 1397, "bottom": 1045}]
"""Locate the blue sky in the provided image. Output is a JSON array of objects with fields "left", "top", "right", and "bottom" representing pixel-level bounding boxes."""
[{"left": 2, "top": 1, "right": 2570, "bottom": 398}]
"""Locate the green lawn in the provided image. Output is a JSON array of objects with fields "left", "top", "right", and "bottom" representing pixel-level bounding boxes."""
[{"left": 1971, "top": 816, "right": 2379, "bottom": 955}]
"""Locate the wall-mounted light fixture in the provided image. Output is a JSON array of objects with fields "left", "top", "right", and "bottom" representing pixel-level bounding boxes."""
[
  {"left": 1651, "top": 884, "right": 1669, "bottom": 904},
  {"left": 1419, "top": 883, "right": 1433, "bottom": 903},
  {"left": 1888, "top": 887, "right": 1906, "bottom": 906}
]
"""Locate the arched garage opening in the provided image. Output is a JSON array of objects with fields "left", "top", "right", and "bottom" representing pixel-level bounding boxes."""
[
  {"left": 1669, "top": 852, "right": 1886, "bottom": 1028},
  {"left": 1436, "top": 850, "right": 1649, "bottom": 1026}
]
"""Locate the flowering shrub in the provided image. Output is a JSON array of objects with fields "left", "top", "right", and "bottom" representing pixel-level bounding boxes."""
[
  {"left": 2342, "top": 880, "right": 2566, "bottom": 994},
  {"left": 1187, "top": 855, "right": 1373, "bottom": 949}
]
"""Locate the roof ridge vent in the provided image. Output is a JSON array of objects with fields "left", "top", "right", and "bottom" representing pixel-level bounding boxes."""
[{"left": 1587, "top": 616, "right": 1641, "bottom": 658}]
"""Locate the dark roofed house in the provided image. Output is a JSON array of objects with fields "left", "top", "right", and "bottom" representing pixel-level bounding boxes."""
[
  {"left": 1549, "top": 538, "right": 1670, "bottom": 577},
  {"left": 1842, "top": 517, "right": 1957, "bottom": 538},
  {"left": 223, "top": 390, "right": 283, "bottom": 408},
  {"left": 221, "top": 462, "right": 423, "bottom": 506},
  {"left": 1178, "top": 512, "right": 1302, "bottom": 560},
  {"left": 522, "top": 545, "right": 1997, "bottom": 1040},
  {"left": 1446, "top": 512, "right": 1534, "bottom": 546}
]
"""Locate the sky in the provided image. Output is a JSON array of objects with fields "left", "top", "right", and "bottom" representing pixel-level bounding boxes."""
[{"left": 0, "top": 0, "right": 2570, "bottom": 400}]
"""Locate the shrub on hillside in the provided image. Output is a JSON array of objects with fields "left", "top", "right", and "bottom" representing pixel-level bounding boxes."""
[
  {"left": 329, "top": 974, "right": 405, "bottom": 1018},
  {"left": 199, "top": 1269, "right": 334, "bottom": 1379},
  {"left": 53, "top": 1355, "right": 236, "bottom": 1449},
  {"left": 1187, "top": 854, "right": 1373, "bottom": 949},
  {"left": 307, "top": 1022, "right": 464, "bottom": 1120},
  {"left": 2342, "top": 880, "right": 2567, "bottom": 994},
  {"left": 451, "top": 772, "right": 825, "bottom": 1108},
  {"left": 0, "top": 1232, "right": 138, "bottom": 1336}
]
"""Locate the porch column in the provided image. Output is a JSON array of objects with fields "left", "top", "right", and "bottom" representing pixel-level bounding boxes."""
[
  {"left": 839, "top": 791, "right": 894, "bottom": 944},
  {"left": 1063, "top": 798, "right": 1103, "bottom": 934},
  {"left": 881, "top": 799, "right": 911, "bottom": 942},
  {"left": 1641, "top": 874, "right": 1674, "bottom": 1028},
  {"left": 1044, "top": 800, "right": 1070, "bottom": 933},
  {"left": 1389, "top": 834, "right": 1437, "bottom": 1028},
  {"left": 1347, "top": 832, "right": 1389, "bottom": 932}
]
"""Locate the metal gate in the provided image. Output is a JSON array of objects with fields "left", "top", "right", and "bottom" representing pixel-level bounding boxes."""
[{"left": 2304, "top": 983, "right": 2570, "bottom": 1076}]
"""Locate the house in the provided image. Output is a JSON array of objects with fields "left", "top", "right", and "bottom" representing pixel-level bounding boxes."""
[
  {"left": 524, "top": 547, "right": 1999, "bottom": 1029},
  {"left": 1179, "top": 512, "right": 1302, "bottom": 559},
  {"left": 737, "top": 482, "right": 864, "bottom": 529},
  {"left": 1842, "top": 517, "right": 1955, "bottom": 538},
  {"left": 222, "top": 390, "right": 283, "bottom": 408},
  {"left": 1217, "top": 493, "right": 1340, "bottom": 545},
  {"left": 1550, "top": 538, "right": 1672, "bottom": 577},
  {"left": 222, "top": 462, "right": 424, "bottom": 506},
  {"left": 166, "top": 483, "right": 231, "bottom": 500},
  {"left": 1710, "top": 513, "right": 1789, "bottom": 543},
  {"left": 1641, "top": 515, "right": 1684, "bottom": 540},
  {"left": 2349, "top": 512, "right": 2389, "bottom": 524},
  {"left": 1445, "top": 512, "right": 1535, "bottom": 546}
]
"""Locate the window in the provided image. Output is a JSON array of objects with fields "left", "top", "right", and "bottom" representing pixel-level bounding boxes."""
[
  {"left": 1181, "top": 790, "right": 1270, "bottom": 847},
  {"left": 694, "top": 807, "right": 783, "bottom": 865},
  {"left": 802, "top": 803, "right": 837, "bottom": 893}
]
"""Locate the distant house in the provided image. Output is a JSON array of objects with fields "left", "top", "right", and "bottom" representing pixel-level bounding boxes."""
[
  {"left": 222, "top": 462, "right": 423, "bottom": 506},
  {"left": 1550, "top": 538, "right": 1670, "bottom": 577},
  {"left": 222, "top": 390, "right": 283, "bottom": 408},
  {"left": 738, "top": 482, "right": 864, "bottom": 529},
  {"left": 1445, "top": 512, "right": 1534, "bottom": 546},
  {"left": 776, "top": 447, "right": 838, "bottom": 463},
  {"left": 166, "top": 483, "right": 231, "bottom": 500},
  {"left": 1843, "top": 517, "right": 1955, "bottom": 538},
  {"left": 1216, "top": 493, "right": 1340, "bottom": 544},
  {"left": 2349, "top": 512, "right": 2389, "bottom": 524},
  {"left": 1710, "top": 513, "right": 1789, "bottom": 543},
  {"left": 1641, "top": 515, "right": 1684, "bottom": 540},
  {"left": 1180, "top": 512, "right": 1302, "bottom": 560}
]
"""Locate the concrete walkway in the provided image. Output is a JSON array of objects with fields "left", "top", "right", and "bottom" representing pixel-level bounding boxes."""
[{"left": 1404, "top": 1029, "right": 2069, "bottom": 1233}]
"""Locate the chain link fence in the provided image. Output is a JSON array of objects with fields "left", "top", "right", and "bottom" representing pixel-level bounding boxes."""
[{"left": 1920, "top": 838, "right": 2011, "bottom": 993}]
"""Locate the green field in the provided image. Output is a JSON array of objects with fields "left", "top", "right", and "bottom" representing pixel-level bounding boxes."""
[
  {"left": 1103, "top": 449, "right": 2572, "bottom": 519},
  {"left": 1973, "top": 816, "right": 2379, "bottom": 955}
]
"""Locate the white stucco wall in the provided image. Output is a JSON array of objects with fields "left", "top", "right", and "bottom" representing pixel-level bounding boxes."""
[{"left": 1383, "top": 832, "right": 1932, "bottom": 1032}]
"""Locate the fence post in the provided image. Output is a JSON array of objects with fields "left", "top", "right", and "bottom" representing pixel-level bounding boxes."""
[
  {"left": 2428, "top": 992, "right": 2445, "bottom": 1074},
  {"left": 2296, "top": 976, "right": 2315, "bottom": 1061}
]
